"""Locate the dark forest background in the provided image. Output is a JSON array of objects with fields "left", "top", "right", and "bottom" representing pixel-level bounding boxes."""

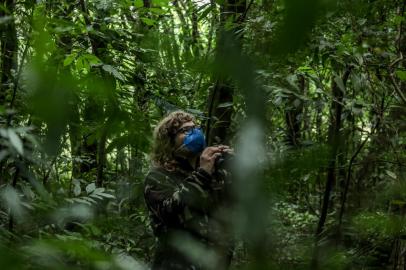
[{"left": 0, "top": 0, "right": 405, "bottom": 269}]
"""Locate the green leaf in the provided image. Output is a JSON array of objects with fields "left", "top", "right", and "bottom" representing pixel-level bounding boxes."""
[
  {"left": 98, "top": 192, "right": 115, "bottom": 199},
  {"left": 141, "top": 17, "right": 156, "bottom": 26},
  {"left": 94, "top": 187, "right": 105, "bottom": 194},
  {"left": 0, "top": 16, "right": 13, "bottom": 24},
  {"left": 73, "top": 184, "right": 81, "bottom": 196},
  {"left": 86, "top": 183, "right": 96, "bottom": 194},
  {"left": 217, "top": 102, "right": 233, "bottom": 108},
  {"left": 334, "top": 76, "right": 346, "bottom": 92},
  {"left": 106, "top": 135, "right": 129, "bottom": 153},
  {"left": 149, "top": 7, "right": 166, "bottom": 15},
  {"left": 75, "top": 56, "right": 89, "bottom": 72},
  {"left": 0, "top": 150, "right": 9, "bottom": 161},
  {"left": 1, "top": 186, "right": 25, "bottom": 219},
  {"left": 134, "top": 0, "right": 144, "bottom": 8},
  {"left": 8, "top": 129, "right": 23, "bottom": 155},
  {"left": 153, "top": 0, "right": 169, "bottom": 7},
  {"left": 393, "top": 15, "right": 405, "bottom": 25},
  {"left": 395, "top": 70, "right": 406, "bottom": 81},
  {"left": 63, "top": 53, "right": 77, "bottom": 66},
  {"left": 391, "top": 200, "right": 406, "bottom": 206},
  {"left": 83, "top": 54, "right": 102, "bottom": 65},
  {"left": 198, "top": 4, "right": 213, "bottom": 21},
  {"left": 102, "top": 65, "right": 125, "bottom": 81},
  {"left": 386, "top": 170, "right": 397, "bottom": 179}
]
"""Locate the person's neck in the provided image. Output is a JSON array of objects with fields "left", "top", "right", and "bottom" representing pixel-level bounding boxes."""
[{"left": 187, "top": 155, "right": 198, "bottom": 170}]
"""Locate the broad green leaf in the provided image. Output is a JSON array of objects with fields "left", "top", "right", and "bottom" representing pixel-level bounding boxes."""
[
  {"left": 83, "top": 54, "right": 102, "bottom": 65},
  {"left": 386, "top": 170, "right": 397, "bottom": 179},
  {"left": 0, "top": 16, "right": 12, "bottom": 24},
  {"left": 73, "top": 184, "right": 81, "bottom": 196},
  {"left": 8, "top": 129, "right": 23, "bottom": 155},
  {"left": 134, "top": 0, "right": 144, "bottom": 8},
  {"left": 94, "top": 187, "right": 105, "bottom": 194},
  {"left": 334, "top": 76, "right": 346, "bottom": 92},
  {"left": 149, "top": 7, "right": 166, "bottom": 15},
  {"left": 198, "top": 4, "right": 213, "bottom": 21},
  {"left": 141, "top": 17, "right": 156, "bottom": 26},
  {"left": 75, "top": 56, "right": 89, "bottom": 72},
  {"left": 63, "top": 53, "right": 77, "bottom": 66},
  {"left": 395, "top": 70, "right": 406, "bottom": 81},
  {"left": 84, "top": 197, "right": 97, "bottom": 204},
  {"left": 391, "top": 200, "right": 406, "bottom": 206},
  {"left": 0, "top": 150, "right": 9, "bottom": 161},
  {"left": 1, "top": 186, "right": 25, "bottom": 219},
  {"left": 102, "top": 65, "right": 125, "bottom": 81},
  {"left": 153, "top": 0, "right": 169, "bottom": 7},
  {"left": 74, "top": 198, "right": 92, "bottom": 205},
  {"left": 97, "top": 192, "right": 115, "bottom": 199},
  {"left": 393, "top": 15, "right": 405, "bottom": 25},
  {"left": 217, "top": 102, "right": 233, "bottom": 108},
  {"left": 86, "top": 183, "right": 96, "bottom": 194},
  {"left": 106, "top": 135, "right": 130, "bottom": 153}
]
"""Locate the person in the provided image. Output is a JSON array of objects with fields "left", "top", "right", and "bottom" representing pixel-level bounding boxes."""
[{"left": 144, "top": 110, "right": 234, "bottom": 270}]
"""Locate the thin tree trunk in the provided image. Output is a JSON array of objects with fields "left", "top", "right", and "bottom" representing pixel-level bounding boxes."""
[
  {"left": 316, "top": 67, "right": 352, "bottom": 237},
  {"left": 54, "top": 1, "right": 82, "bottom": 180},
  {"left": 0, "top": 0, "right": 17, "bottom": 186},
  {"left": 206, "top": 0, "right": 247, "bottom": 145},
  {"left": 129, "top": 0, "right": 152, "bottom": 179},
  {"left": 78, "top": 0, "right": 113, "bottom": 182},
  {"left": 390, "top": 1, "right": 406, "bottom": 268},
  {"left": 285, "top": 74, "right": 305, "bottom": 147},
  {"left": 312, "top": 67, "right": 352, "bottom": 268},
  {"left": 0, "top": 0, "right": 17, "bottom": 105}
]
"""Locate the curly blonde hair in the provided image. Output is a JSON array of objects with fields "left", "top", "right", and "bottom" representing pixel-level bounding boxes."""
[{"left": 150, "top": 110, "right": 195, "bottom": 170}]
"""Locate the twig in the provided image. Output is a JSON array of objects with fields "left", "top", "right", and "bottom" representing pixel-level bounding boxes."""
[
  {"left": 389, "top": 54, "right": 403, "bottom": 69},
  {"left": 237, "top": 0, "right": 254, "bottom": 24},
  {"left": 388, "top": 70, "right": 406, "bottom": 104},
  {"left": 7, "top": 8, "right": 34, "bottom": 126},
  {"left": 337, "top": 133, "right": 370, "bottom": 228}
]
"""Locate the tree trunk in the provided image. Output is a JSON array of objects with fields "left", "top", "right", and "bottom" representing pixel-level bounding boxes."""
[
  {"left": 54, "top": 1, "right": 81, "bottom": 180},
  {"left": 390, "top": 1, "right": 406, "bottom": 268},
  {"left": 313, "top": 67, "right": 352, "bottom": 267},
  {"left": 205, "top": 0, "right": 247, "bottom": 145},
  {"left": 0, "top": 0, "right": 18, "bottom": 186},
  {"left": 78, "top": 0, "right": 113, "bottom": 185},
  {"left": 285, "top": 74, "right": 305, "bottom": 147},
  {"left": 128, "top": 0, "right": 152, "bottom": 180},
  {"left": 316, "top": 67, "right": 352, "bottom": 236},
  {"left": 0, "top": 0, "right": 18, "bottom": 105}
]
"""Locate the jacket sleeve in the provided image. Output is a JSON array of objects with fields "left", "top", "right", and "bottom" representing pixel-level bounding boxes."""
[{"left": 143, "top": 168, "right": 216, "bottom": 223}]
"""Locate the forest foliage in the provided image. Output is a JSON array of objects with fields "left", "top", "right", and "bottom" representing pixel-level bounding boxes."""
[{"left": 0, "top": 0, "right": 405, "bottom": 269}]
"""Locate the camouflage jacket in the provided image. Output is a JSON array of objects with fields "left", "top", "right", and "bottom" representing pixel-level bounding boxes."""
[{"left": 144, "top": 158, "right": 232, "bottom": 270}]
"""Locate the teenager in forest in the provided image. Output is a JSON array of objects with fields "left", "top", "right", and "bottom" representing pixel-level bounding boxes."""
[{"left": 144, "top": 110, "right": 234, "bottom": 270}]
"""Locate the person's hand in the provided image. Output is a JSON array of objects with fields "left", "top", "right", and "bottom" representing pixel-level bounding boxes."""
[
  {"left": 217, "top": 145, "right": 234, "bottom": 156},
  {"left": 199, "top": 145, "right": 234, "bottom": 175},
  {"left": 199, "top": 146, "right": 223, "bottom": 175}
]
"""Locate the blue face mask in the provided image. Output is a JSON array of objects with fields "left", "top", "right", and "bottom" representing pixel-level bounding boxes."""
[{"left": 182, "top": 127, "right": 206, "bottom": 154}]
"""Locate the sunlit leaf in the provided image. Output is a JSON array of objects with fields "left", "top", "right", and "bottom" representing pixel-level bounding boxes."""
[
  {"left": 1, "top": 186, "right": 25, "bottom": 220},
  {"left": 102, "top": 64, "right": 125, "bottom": 81},
  {"left": 386, "top": 170, "right": 397, "bottom": 179},
  {"left": 8, "top": 129, "right": 23, "bottom": 155},
  {"left": 141, "top": 17, "right": 156, "bottom": 26},
  {"left": 86, "top": 183, "right": 96, "bottom": 194},
  {"left": 217, "top": 102, "right": 233, "bottom": 108},
  {"left": 63, "top": 53, "right": 76, "bottom": 66},
  {"left": 73, "top": 184, "right": 81, "bottom": 196}
]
